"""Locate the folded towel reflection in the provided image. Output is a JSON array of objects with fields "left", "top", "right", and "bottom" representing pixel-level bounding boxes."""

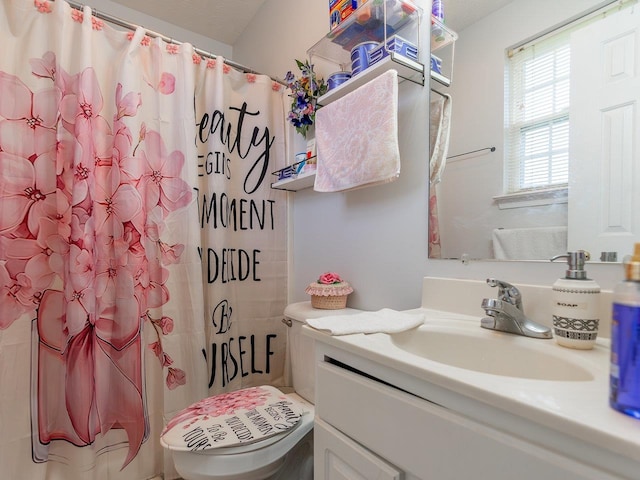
[
  {"left": 314, "top": 69, "right": 400, "bottom": 192},
  {"left": 492, "top": 226, "right": 567, "bottom": 260},
  {"left": 306, "top": 308, "right": 424, "bottom": 336}
]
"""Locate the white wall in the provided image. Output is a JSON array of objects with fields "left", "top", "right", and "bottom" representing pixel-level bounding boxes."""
[
  {"left": 234, "top": 0, "right": 624, "bottom": 311},
  {"left": 77, "top": 0, "right": 232, "bottom": 58},
  {"left": 235, "top": 0, "right": 431, "bottom": 310}
]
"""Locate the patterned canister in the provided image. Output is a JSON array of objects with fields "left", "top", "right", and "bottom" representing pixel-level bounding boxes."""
[
  {"left": 350, "top": 41, "right": 378, "bottom": 76},
  {"left": 327, "top": 71, "right": 352, "bottom": 90}
]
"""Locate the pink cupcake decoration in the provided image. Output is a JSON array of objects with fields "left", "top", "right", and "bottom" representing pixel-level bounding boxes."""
[{"left": 305, "top": 272, "right": 353, "bottom": 309}]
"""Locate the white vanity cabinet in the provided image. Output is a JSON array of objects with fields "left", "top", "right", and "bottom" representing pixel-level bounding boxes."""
[{"left": 312, "top": 340, "right": 630, "bottom": 480}]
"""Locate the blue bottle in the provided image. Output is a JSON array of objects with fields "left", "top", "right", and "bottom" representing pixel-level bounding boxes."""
[
  {"left": 432, "top": 0, "right": 444, "bottom": 21},
  {"left": 431, "top": 0, "right": 445, "bottom": 43},
  {"left": 610, "top": 243, "right": 640, "bottom": 419}
]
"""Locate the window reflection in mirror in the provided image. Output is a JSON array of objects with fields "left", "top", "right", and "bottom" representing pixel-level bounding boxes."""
[{"left": 429, "top": 0, "right": 640, "bottom": 263}]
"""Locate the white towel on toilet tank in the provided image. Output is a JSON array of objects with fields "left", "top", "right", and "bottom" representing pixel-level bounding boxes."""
[
  {"left": 306, "top": 308, "right": 424, "bottom": 335},
  {"left": 314, "top": 69, "right": 400, "bottom": 192}
]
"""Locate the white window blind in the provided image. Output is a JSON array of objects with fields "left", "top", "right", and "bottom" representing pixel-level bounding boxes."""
[{"left": 505, "top": 32, "right": 570, "bottom": 195}]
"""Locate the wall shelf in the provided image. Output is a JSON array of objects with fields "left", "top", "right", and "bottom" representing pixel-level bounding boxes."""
[
  {"left": 271, "top": 170, "right": 316, "bottom": 191},
  {"left": 274, "top": 0, "right": 424, "bottom": 192},
  {"left": 307, "top": 0, "right": 424, "bottom": 107},
  {"left": 317, "top": 52, "right": 423, "bottom": 106},
  {"left": 430, "top": 14, "right": 457, "bottom": 87},
  {"left": 431, "top": 15, "right": 457, "bottom": 52}
]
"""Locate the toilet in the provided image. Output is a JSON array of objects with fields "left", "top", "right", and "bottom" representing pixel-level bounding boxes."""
[{"left": 161, "top": 302, "right": 317, "bottom": 480}]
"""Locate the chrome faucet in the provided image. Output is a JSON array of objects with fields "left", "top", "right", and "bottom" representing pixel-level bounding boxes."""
[{"left": 480, "top": 278, "right": 552, "bottom": 339}]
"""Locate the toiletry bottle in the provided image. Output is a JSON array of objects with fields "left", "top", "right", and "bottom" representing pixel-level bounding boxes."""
[
  {"left": 610, "top": 243, "right": 640, "bottom": 418},
  {"left": 431, "top": 0, "right": 445, "bottom": 43},
  {"left": 432, "top": 0, "right": 444, "bottom": 22},
  {"left": 550, "top": 251, "right": 600, "bottom": 349}
]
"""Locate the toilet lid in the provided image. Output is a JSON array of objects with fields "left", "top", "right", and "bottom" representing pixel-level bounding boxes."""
[{"left": 160, "top": 385, "right": 306, "bottom": 452}]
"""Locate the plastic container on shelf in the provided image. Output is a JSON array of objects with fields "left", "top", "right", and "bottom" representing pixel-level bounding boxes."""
[
  {"left": 327, "top": 71, "right": 353, "bottom": 90},
  {"left": 368, "top": 34, "right": 418, "bottom": 67},
  {"left": 350, "top": 41, "right": 379, "bottom": 76}
]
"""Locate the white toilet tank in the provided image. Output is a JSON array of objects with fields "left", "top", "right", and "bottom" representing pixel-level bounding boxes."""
[
  {"left": 284, "top": 302, "right": 317, "bottom": 403},
  {"left": 284, "top": 302, "right": 361, "bottom": 404}
]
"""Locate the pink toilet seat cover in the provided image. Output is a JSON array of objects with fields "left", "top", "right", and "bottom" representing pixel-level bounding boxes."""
[{"left": 160, "top": 385, "right": 305, "bottom": 452}]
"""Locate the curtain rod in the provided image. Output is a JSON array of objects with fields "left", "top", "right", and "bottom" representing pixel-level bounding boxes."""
[
  {"left": 508, "top": 0, "right": 630, "bottom": 53},
  {"left": 447, "top": 146, "right": 495, "bottom": 160},
  {"left": 59, "top": 0, "right": 285, "bottom": 85}
]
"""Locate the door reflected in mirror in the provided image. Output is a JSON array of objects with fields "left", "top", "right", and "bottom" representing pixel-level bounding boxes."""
[{"left": 429, "top": 0, "right": 640, "bottom": 262}]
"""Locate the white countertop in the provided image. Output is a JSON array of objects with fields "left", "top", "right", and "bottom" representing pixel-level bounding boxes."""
[{"left": 292, "top": 301, "right": 640, "bottom": 472}]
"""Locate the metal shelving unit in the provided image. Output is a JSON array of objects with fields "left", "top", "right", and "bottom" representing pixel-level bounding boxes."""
[{"left": 272, "top": 0, "right": 425, "bottom": 191}]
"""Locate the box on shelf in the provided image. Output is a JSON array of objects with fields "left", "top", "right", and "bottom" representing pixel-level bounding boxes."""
[
  {"left": 430, "top": 54, "right": 442, "bottom": 74},
  {"left": 330, "top": 0, "right": 369, "bottom": 30},
  {"left": 328, "top": 0, "right": 419, "bottom": 52}
]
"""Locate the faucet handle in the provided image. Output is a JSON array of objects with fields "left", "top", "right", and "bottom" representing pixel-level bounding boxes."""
[{"left": 485, "top": 278, "right": 522, "bottom": 309}]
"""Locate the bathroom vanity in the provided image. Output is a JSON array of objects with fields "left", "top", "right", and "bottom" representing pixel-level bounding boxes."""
[{"left": 302, "top": 277, "right": 640, "bottom": 480}]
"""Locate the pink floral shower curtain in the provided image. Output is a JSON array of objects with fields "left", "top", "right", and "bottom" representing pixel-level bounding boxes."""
[{"left": 0, "top": 0, "right": 213, "bottom": 478}]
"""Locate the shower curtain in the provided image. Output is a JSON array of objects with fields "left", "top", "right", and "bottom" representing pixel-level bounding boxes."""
[
  {"left": 428, "top": 92, "right": 452, "bottom": 258},
  {"left": 0, "top": 1, "right": 289, "bottom": 479},
  {"left": 194, "top": 58, "right": 289, "bottom": 399}
]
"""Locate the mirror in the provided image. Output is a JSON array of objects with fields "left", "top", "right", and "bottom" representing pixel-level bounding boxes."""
[{"left": 429, "top": 0, "right": 640, "bottom": 262}]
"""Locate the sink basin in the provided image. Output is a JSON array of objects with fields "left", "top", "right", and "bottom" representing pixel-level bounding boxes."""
[{"left": 390, "top": 325, "right": 594, "bottom": 381}]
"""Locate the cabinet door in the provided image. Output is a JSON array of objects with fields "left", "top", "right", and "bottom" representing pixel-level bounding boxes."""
[
  {"left": 316, "top": 360, "right": 620, "bottom": 480},
  {"left": 315, "top": 418, "right": 402, "bottom": 480}
]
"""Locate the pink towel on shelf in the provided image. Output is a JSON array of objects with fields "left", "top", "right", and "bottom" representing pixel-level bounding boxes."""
[{"left": 314, "top": 69, "right": 400, "bottom": 192}]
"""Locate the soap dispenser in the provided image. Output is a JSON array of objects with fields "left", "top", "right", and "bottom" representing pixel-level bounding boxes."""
[{"left": 550, "top": 251, "right": 601, "bottom": 349}]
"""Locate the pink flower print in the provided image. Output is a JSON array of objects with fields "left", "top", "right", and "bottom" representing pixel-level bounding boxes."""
[
  {"left": 59, "top": 67, "right": 111, "bottom": 142},
  {"left": 155, "top": 315, "right": 174, "bottom": 334},
  {"left": 161, "top": 387, "right": 272, "bottom": 434},
  {"left": 0, "top": 264, "right": 37, "bottom": 329},
  {"left": 160, "top": 351, "right": 174, "bottom": 367},
  {"left": 121, "top": 130, "right": 191, "bottom": 215},
  {"left": 92, "top": 164, "right": 143, "bottom": 240},
  {"left": 192, "top": 53, "right": 202, "bottom": 65},
  {"left": 34, "top": 0, "right": 52, "bottom": 13},
  {"left": 149, "top": 341, "right": 162, "bottom": 357},
  {"left": 139, "top": 122, "right": 147, "bottom": 141},
  {"left": 134, "top": 256, "right": 169, "bottom": 311},
  {"left": 141, "top": 45, "right": 176, "bottom": 95},
  {"left": 115, "top": 83, "right": 142, "bottom": 120},
  {"left": 157, "top": 72, "right": 176, "bottom": 95},
  {"left": 140, "top": 35, "right": 151, "bottom": 46},
  {"left": 0, "top": 152, "right": 57, "bottom": 236},
  {"left": 166, "top": 367, "right": 186, "bottom": 390},
  {"left": 3, "top": 216, "right": 65, "bottom": 291},
  {"left": 127, "top": 32, "right": 135, "bottom": 41},
  {"left": 246, "top": 73, "right": 257, "bottom": 83},
  {"left": 166, "top": 44, "right": 179, "bottom": 55},
  {"left": 63, "top": 245, "right": 96, "bottom": 337},
  {"left": 272, "top": 81, "right": 282, "bottom": 92},
  {"left": 148, "top": 339, "right": 175, "bottom": 368},
  {"left": 29, "top": 51, "right": 56, "bottom": 81},
  {"left": 158, "top": 241, "right": 184, "bottom": 265},
  {"left": 0, "top": 72, "right": 60, "bottom": 159},
  {"left": 206, "top": 58, "right": 216, "bottom": 69},
  {"left": 223, "top": 64, "right": 231, "bottom": 74},
  {"left": 71, "top": 9, "right": 83, "bottom": 23}
]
